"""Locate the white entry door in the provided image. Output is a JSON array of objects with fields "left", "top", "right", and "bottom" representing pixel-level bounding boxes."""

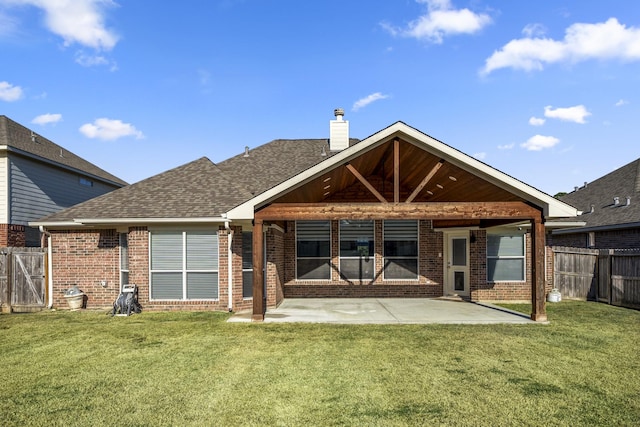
[{"left": 445, "top": 232, "right": 470, "bottom": 297}]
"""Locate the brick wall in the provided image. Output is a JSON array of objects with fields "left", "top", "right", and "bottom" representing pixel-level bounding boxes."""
[
  {"left": 551, "top": 228, "right": 640, "bottom": 250},
  {"left": 0, "top": 224, "right": 26, "bottom": 247},
  {"left": 51, "top": 229, "right": 120, "bottom": 309}
]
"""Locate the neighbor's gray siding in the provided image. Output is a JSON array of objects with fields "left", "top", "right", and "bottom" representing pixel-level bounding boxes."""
[
  {"left": 0, "top": 155, "right": 8, "bottom": 224},
  {"left": 9, "top": 155, "right": 121, "bottom": 226}
]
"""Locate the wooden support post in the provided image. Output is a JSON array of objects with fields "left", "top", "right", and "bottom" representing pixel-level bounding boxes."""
[
  {"left": 394, "top": 139, "right": 400, "bottom": 203},
  {"left": 252, "top": 219, "right": 265, "bottom": 322},
  {"left": 530, "top": 217, "right": 547, "bottom": 322}
]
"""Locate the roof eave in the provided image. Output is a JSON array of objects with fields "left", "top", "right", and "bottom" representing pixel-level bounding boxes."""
[
  {"left": 31, "top": 217, "right": 229, "bottom": 228},
  {"left": 552, "top": 221, "right": 640, "bottom": 235}
]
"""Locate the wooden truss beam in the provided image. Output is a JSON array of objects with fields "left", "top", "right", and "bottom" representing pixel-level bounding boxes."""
[
  {"left": 255, "top": 201, "right": 541, "bottom": 221},
  {"left": 345, "top": 164, "right": 388, "bottom": 203},
  {"left": 405, "top": 160, "right": 444, "bottom": 203}
]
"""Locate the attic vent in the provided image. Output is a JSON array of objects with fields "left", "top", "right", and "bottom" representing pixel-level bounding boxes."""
[
  {"left": 614, "top": 197, "right": 620, "bottom": 206},
  {"left": 626, "top": 196, "right": 631, "bottom": 206},
  {"left": 31, "top": 131, "right": 37, "bottom": 143},
  {"left": 329, "top": 108, "right": 349, "bottom": 151},
  {"left": 243, "top": 146, "right": 250, "bottom": 157},
  {"left": 59, "top": 149, "right": 64, "bottom": 158},
  {"left": 590, "top": 204, "right": 595, "bottom": 213}
]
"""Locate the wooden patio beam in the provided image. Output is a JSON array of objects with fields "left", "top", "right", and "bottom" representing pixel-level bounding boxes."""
[
  {"left": 252, "top": 219, "right": 264, "bottom": 322},
  {"left": 255, "top": 201, "right": 541, "bottom": 221},
  {"left": 405, "top": 160, "right": 444, "bottom": 203},
  {"left": 530, "top": 216, "right": 547, "bottom": 322},
  {"left": 345, "top": 164, "right": 388, "bottom": 204}
]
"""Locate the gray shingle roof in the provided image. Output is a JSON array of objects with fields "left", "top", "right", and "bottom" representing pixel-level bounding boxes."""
[
  {"left": 37, "top": 157, "right": 251, "bottom": 221},
  {"left": 558, "top": 158, "right": 640, "bottom": 229},
  {"left": 0, "top": 115, "right": 127, "bottom": 186},
  {"left": 35, "top": 138, "right": 359, "bottom": 223}
]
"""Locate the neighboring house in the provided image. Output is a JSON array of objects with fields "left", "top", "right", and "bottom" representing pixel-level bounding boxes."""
[
  {"left": 0, "top": 116, "right": 128, "bottom": 246},
  {"left": 33, "top": 111, "right": 579, "bottom": 322},
  {"left": 552, "top": 158, "right": 640, "bottom": 249}
]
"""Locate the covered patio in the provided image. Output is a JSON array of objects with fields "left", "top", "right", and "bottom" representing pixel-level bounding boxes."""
[{"left": 229, "top": 298, "right": 538, "bottom": 324}]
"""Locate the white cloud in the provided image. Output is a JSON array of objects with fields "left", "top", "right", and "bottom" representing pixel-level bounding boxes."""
[
  {"left": 0, "top": 81, "right": 23, "bottom": 101},
  {"left": 0, "top": 10, "right": 19, "bottom": 36},
  {"left": 79, "top": 118, "right": 144, "bottom": 141},
  {"left": 544, "top": 105, "right": 591, "bottom": 124},
  {"left": 522, "top": 23, "right": 546, "bottom": 38},
  {"left": 382, "top": 0, "right": 492, "bottom": 44},
  {"left": 352, "top": 92, "right": 389, "bottom": 111},
  {"left": 529, "top": 116, "right": 545, "bottom": 126},
  {"left": 473, "top": 152, "right": 487, "bottom": 160},
  {"left": 615, "top": 99, "right": 629, "bottom": 106},
  {"left": 5, "top": 0, "right": 119, "bottom": 50},
  {"left": 32, "top": 113, "right": 62, "bottom": 125},
  {"left": 481, "top": 18, "right": 640, "bottom": 75},
  {"left": 521, "top": 135, "right": 560, "bottom": 151},
  {"left": 497, "top": 143, "right": 515, "bottom": 150}
]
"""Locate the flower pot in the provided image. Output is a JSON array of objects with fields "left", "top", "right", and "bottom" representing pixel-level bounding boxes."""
[
  {"left": 547, "top": 288, "right": 561, "bottom": 303},
  {"left": 63, "top": 285, "right": 85, "bottom": 310},
  {"left": 64, "top": 294, "right": 84, "bottom": 310}
]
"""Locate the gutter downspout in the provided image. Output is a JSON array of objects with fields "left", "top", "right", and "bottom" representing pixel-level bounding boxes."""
[
  {"left": 39, "top": 226, "right": 53, "bottom": 309},
  {"left": 225, "top": 221, "right": 233, "bottom": 312}
]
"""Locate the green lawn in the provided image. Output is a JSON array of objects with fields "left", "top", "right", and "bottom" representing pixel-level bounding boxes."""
[{"left": 1, "top": 302, "right": 639, "bottom": 426}]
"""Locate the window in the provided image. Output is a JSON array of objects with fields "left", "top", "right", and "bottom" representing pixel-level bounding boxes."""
[
  {"left": 150, "top": 230, "right": 219, "bottom": 300},
  {"left": 296, "top": 221, "right": 331, "bottom": 280},
  {"left": 242, "top": 231, "right": 253, "bottom": 298},
  {"left": 340, "top": 220, "right": 374, "bottom": 281},
  {"left": 487, "top": 233, "right": 525, "bottom": 282},
  {"left": 383, "top": 220, "right": 418, "bottom": 280},
  {"left": 79, "top": 177, "right": 93, "bottom": 187},
  {"left": 120, "top": 233, "right": 129, "bottom": 289}
]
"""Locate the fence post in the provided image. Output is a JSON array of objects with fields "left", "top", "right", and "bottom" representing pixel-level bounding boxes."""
[
  {"left": 607, "top": 249, "right": 613, "bottom": 305},
  {"left": 2, "top": 249, "right": 12, "bottom": 313}
]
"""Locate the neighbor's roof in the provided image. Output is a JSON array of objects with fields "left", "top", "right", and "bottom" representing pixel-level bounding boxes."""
[
  {"left": 33, "top": 138, "right": 354, "bottom": 225},
  {"left": 0, "top": 115, "right": 127, "bottom": 186},
  {"left": 555, "top": 158, "right": 640, "bottom": 232}
]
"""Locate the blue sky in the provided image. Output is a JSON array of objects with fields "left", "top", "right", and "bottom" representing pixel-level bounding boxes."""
[{"left": 1, "top": 0, "right": 639, "bottom": 196}]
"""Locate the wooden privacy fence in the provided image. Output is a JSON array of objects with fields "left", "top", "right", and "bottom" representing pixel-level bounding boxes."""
[
  {"left": 553, "top": 246, "right": 640, "bottom": 309},
  {"left": 0, "top": 247, "right": 46, "bottom": 313}
]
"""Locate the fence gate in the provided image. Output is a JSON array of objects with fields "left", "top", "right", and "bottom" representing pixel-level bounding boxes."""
[{"left": 0, "top": 248, "right": 46, "bottom": 313}]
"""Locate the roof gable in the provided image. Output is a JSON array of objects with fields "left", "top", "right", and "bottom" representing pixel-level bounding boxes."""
[
  {"left": 227, "top": 121, "right": 578, "bottom": 220},
  {"left": 0, "top": 115, "right": 127, "bottom": 186}
]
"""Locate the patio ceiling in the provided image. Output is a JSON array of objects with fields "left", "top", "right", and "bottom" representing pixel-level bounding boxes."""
[{"left": 272, "top": 137, "right": 524, "bottom": 206}]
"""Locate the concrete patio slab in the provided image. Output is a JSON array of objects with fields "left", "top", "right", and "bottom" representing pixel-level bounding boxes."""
[{"left": 228, "top": 298, "right": 539, "bottom": 324}]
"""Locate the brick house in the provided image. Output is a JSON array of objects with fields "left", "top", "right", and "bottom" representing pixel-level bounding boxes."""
[
  {"left": 552, "top": 157, "right": 640, "bottom": 249},
  {"left": 0, "top": 116, "right": 127, "bottom": 246},
  {"left": 33, "top": 112, "right": 578, "bottom": 321}
]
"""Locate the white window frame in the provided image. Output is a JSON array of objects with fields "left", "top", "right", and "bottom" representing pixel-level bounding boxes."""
[
  {"left": 486, "top": 232, "right": 526, "bottom": 282},
  {"left": 119, "top": 232, "right": 129, "bottom": 290},
  {"left": 149, "top": 230, "right": 219, "bottom": 301},
  {"left": 242, "top": 231, "right": 253, "bottom": 299},
  {"left": 383, "top": 220, "right": 419, "bottom": 281}
]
